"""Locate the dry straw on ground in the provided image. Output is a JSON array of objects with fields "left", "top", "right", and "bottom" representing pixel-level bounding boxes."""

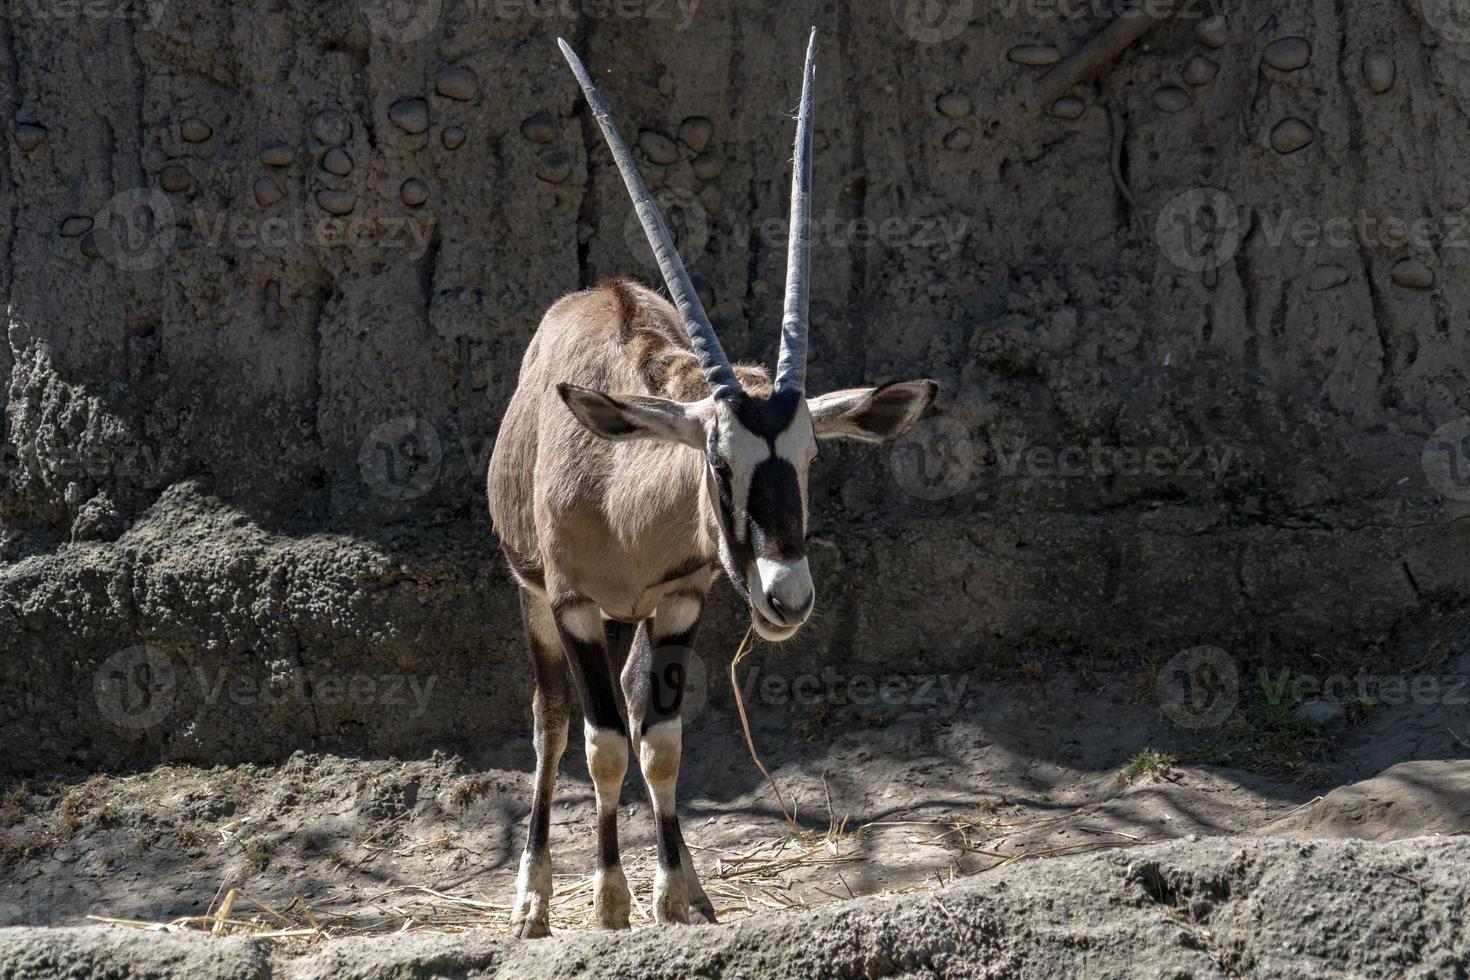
[{"left": 88, "top": 634, "right": 1157, "bottom": 944}]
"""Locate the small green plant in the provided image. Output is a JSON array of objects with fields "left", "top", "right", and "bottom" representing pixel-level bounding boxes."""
[
  {"left": 242, "top": 836, "right": 271, "bottom": 873},
  {"left": 1344, "top": 695, "right": 1376, "bottom": 725},
  {"left": 1120, "top": 748, "right": 1179, "bottom": 784}
]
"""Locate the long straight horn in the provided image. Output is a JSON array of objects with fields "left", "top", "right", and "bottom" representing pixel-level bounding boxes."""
[
  {"left": 775, "top": 27, "right": 818, "bottom": 395},
  {"left": 557, "top": 38, "right": 741, "bottom": 402}
]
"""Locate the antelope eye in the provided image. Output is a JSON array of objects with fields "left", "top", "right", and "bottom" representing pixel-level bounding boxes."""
[{"left": 707, "top": 454, "right": 731, "bottom": 478}]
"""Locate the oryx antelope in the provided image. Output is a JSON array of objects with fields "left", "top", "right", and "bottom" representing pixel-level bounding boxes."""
[{"left": 487, "top": 29, "right": 937, "bottom": 935}]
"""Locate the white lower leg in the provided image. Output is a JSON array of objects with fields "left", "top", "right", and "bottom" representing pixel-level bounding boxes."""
[
  {"left": 586, "top": 721, "right": 632, "bottom": 929},
  {"left": 640, "top": 720, "right": 691, "bottom": 924}
]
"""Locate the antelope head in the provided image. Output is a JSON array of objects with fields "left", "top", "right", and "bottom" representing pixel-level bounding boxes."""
[{"left": 557, "top": 30, "right": 938, "bottom": 641}]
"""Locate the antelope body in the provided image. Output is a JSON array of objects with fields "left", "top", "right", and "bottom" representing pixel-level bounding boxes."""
[{"left": 487, "top": 30, "right": 936, "bottom": 935}]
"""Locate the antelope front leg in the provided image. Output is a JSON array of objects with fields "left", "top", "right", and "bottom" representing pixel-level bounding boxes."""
[
  {"left": 552, "top": 598, "right": 633, "bottom": 930},
  {"left": 623, "top": 592, "right": 717, "bottom": 925},
  {"left": 511, "top": 589, "right": 569, "bottom": 939}
]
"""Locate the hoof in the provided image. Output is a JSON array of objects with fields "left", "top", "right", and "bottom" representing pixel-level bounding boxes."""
[
  {"left": 594, "top": 867, "right": 632, "bottom": 930},
  {"left": 511, "top": 916, "right": 551, "bottom": 939}
]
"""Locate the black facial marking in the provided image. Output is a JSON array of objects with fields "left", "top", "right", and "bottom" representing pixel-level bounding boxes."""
[
  {"left": 747, "top": 458, "right": 805, "bottom": 559},
  {"left": 733, "top": 388, "right": 803, "bottom": 447}
]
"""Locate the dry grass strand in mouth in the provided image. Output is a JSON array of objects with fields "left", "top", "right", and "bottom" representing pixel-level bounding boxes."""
[{"left": 729, "top": 626, "right": 805, "bottom": 839}]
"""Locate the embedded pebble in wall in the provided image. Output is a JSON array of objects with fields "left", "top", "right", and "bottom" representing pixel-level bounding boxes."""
[
  {"left": 316, "top": 189, "right": 356, "bottom": 215},
  {"left": 389, "top": 98, "right": 430, "bottom": 135},
  {"left": 254, "top": 176, "right": 283, "bottom": 206},
  {"left": 160, "top": 164, "right": 192, "bottom": 192},
  {"left": 443, "top": 126, "right": 466, "bottom": 150},
  {"left": 15, "top": 123, "right": 47, "bottom": 150},
  {"left": 698, "top": 184, "right": 720, "bottom": 217},
  {"left": 1008, "top": 44, "right": 1060, "bottom": 67},
  {"left": 59, "top": 216, "right": 92, "bottom": 238},
  {"left": 1264, "top": 37, "right": 1312, "bottom": 72},
  {"left": 1363, "top": 51, "right": 1395, "bottom": 94},
  {"left": 639, "top": 130, "right": 679, "bottom": 165},
  {"left": 401, "top": 178, "right": 429, "bottom": 206},
  {"left": 691, "top": 151, "right": 724, "bottom": 181},
  {"left": 435, "top": 65, "right": 478, "bottom": 101},
  {"left": 520, "top": 112, "right": 558, "bottom": 143},
  {"left": 1184, "top": 56, "right": 1219, "bottom": 86},
  {"left": 180, "top": 117, "right": 212, "bottom": 143},
  {"left": 679, "top": 117, "right": 713, "bottom": 152},
  {"left": 1153, "top": 87, "right": 1192, "bottom": 113},
  {"left": 1271, "top": 117, "right": 1315, "bottom": 153},
  {"left": 322, "top": 147, "right": 354, "bottom": 176},
  {"left": 944, "top": 127, "right": 973, "bottom": 150},
  {"left": 259, "top": 143, "right": 293, "bottom": 166},
  {"left": 1197, "top": 16, "right": 1229, "bottom": 48},
  {"left": 537, "top": 150, "right": 572, "bottom": 183},
  {"left": 937, "top": 91, "right": 972, "bottom": 119},
  {"left": 1051, "top": 96, "right": 1086, "bottom": 119},
  {"left": 1308, "top": 265, "right": 1350, "bottom": 291},
  {"left": 312, "top": 109, "right": 351, "bottom": 145},
  {"left": 1391, "top": 259, "right": 1434, "bottom": 289},
  {"left": 80, "top": 230, "right": 102, "bottom": 259}
]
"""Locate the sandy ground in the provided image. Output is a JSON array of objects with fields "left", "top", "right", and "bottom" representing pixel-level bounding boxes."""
[{"left": 4, "top": 651, "right": 1466, "bottom": 937}]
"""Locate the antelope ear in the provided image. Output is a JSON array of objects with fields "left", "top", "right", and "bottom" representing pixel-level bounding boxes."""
[
  {"left": 808, "top": 380, "right": 938, "bottom": 443},
  {"left": 557, "top": 383, "right": 707, "bottom": 449}
]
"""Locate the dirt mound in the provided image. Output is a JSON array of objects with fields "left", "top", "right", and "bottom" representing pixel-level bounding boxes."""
[
  {"left": 1259, "top": 760, "right": 1470, "bottom": 841},
  {"left": 1, "top": 836, "right": 1466, "bottom": 979}
]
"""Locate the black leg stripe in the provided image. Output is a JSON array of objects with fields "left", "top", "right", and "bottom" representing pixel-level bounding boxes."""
[
  {"left": 527, "top": 790, "right": 552, "bottom": 854},
  {"left": 559, "top": 632, "right": 628, "bottom": 734},
  {"left": 656, "top": 814, "right": 682, "bottom": 870},
  {"left": 598, "top": 809, "right": 620, "bottom": 868}
]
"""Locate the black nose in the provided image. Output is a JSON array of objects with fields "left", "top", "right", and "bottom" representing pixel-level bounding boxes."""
[{"left": 767, "top": 592, "right": 813, "bottom": 624}]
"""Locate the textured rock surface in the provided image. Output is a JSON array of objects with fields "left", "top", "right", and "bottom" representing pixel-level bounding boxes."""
[
  {"left": 0, "top": 836, "right": 1467, "bottom": 978},
  {"left": 2, "top": 1, "right": 1469, "bottom": 772}
]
